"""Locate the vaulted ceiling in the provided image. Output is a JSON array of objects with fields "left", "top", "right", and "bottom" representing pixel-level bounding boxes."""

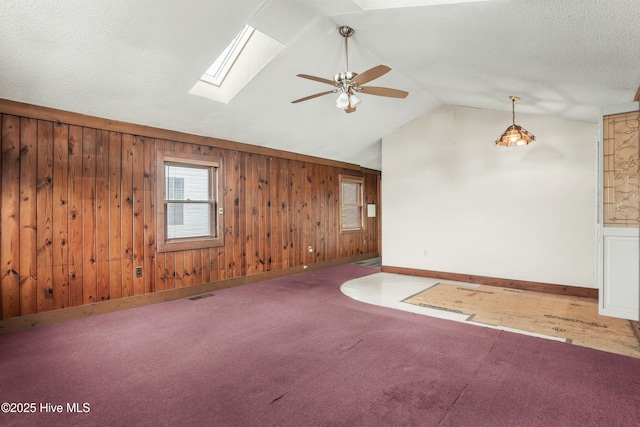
[{"left": 2, "top": 0, "right": 639, "bottom": 170}]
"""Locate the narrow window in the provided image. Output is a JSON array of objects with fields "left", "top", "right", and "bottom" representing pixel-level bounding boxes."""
[
  {"left": 156, "top": 150, "right": 224, "bottom": 252},
  {"left": 340, "top": 175, "right": 365, "bottom": 233}
]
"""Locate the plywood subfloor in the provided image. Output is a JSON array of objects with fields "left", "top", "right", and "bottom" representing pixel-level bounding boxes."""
[{"left": 403, "top": 283, "right": 640, "bottom": 359}]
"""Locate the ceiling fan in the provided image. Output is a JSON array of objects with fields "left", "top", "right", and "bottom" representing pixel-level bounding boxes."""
[{"left": 291, "top": 26, "right": 408, "bottom": 113}]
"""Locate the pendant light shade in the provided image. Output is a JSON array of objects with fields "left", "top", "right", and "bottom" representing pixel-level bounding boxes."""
[
  {"left": 336, "top": 91, "right": 362, "bottom": 110},
  {"left": 496, "top": 96, "right": 535, "bottom": 146},
  {"left": 349, "top": 93, "right": 361, "bottom": 108},
  {"left": 336, "top": 92, "right": 350, "bottom": 109}
]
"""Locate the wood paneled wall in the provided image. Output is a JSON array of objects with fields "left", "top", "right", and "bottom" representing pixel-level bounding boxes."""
[{"left": 0, "top": 102, "right": 380, "bottom": 319}]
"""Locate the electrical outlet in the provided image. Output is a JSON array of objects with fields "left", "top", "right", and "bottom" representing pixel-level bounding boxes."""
[{"left": 135, "top": 266, "right": 143, "bottom": 278}]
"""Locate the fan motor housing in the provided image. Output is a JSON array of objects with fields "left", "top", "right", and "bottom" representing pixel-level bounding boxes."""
[{"left": 334, "top": 71, "right": 358, "bottom": 85}]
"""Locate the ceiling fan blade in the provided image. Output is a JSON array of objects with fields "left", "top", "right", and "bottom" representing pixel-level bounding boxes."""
[
  {"left": 291, "top": 90, "right": 335, "bottom": 104},
  {"left": 358, "top": 86, "right": 409, "bottom": 99},
  {"left": 351, "top": 65, "right": 391, "bottom": 86},
  {"left": 296, "top": 74, "right": 336, "bottom": 86}
]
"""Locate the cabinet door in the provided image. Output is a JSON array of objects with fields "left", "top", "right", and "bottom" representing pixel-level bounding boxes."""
[
  {"left": 598, "top": 105, "right": 639, "bottom": 320},
  {"left": 602, "top": 232, "right": 639, "bottom": 319}
]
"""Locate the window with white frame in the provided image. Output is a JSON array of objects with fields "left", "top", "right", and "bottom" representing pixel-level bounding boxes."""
[
  {"left": 156, "top": 150, "right": 224, "bottom": 252},
  {"left": 339, "top": 175, "right": 364, "bottom": 233}
]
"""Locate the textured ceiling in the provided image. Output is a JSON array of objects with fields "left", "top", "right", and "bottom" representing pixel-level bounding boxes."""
[{"left": 1, "top": 0, "right": 639, "bottom": 169}]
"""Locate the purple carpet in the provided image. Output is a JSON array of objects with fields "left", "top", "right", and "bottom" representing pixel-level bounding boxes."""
[{"left": 1, "top": 264, "right": 639, "bottom": 426}]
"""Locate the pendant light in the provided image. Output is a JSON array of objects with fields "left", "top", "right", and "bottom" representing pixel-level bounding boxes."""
[
  {"left": 496, "top": 96, "right": 535, "bottom": 146},
  {"left": 336, "top": 92, "right": 350, "bottom": 108}
]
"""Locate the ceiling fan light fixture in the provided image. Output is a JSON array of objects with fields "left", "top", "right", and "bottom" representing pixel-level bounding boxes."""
[
  {"left": 349, "top": 93, "right": 361, "bottom": 108},
  {"left": 496, "top": 96, "right": 535, "bottom": 147},
  {"left": 291, "top": 25, "right": 408, "bottom": 112},
  {"left": 336, "top": 92, "right": 350, "bottom": 109}
]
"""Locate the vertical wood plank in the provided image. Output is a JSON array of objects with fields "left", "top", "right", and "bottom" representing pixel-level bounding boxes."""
[
  {"left": 290, "top": 159, "right": 296, "bottom": 268},
  {"left": 212, "top": 148, "right": 225, "bottom": 282},
  {"left": 165, "top": 251, "right": 176, "bottom": 290},
  {"left": 201, "top": 248, "right": 211, "bottom": 283},
  {"left": 193, "top": 250, "right": 202, "bottom": 285},
  {"left": 264, "top": 157, "right": 273, "bottom": 272},
  {"left": 310, "top": 163, "right": 320, "bottom": 263},
  {"left": 206, "top": 145, "right": 224, "bottom": 282},
  {"left": 279, "top": 158, "right": 288, "bottom": 270},
  {"left": 155, "top": 252, "right": 167, "bottom": 292},
  {"left": 183, "top": 250, "right": 193, "bottom": 287},
  {"left": 174, "top": 251, "right": 185, "bottom": 288},
  {"left": 330, "top": 173, "right": 338, "bottom": 259},
  {"left": 121, "top": 134, "right": 134, "bottom": 298},
  {"left": 281, "top": 158, "right": 290, "bottom": 269},
  {"left": 227, "top": 150, "right": 239, "bottom": 279},
  {"left": 153, "top": 139, "right": 166, "bottom": 292},
  {"left": 144, "top": 137, "right": 155, "bottom": 293},
  {"left": 82, "top": 127, "right": 97, "bottom": 305},
  {"left": 317, "top": 164, "right": 327, "bottom": 262},
  {"left": 316, "top": 164, "right": 324, "bottom": 262},
  {"left": 282, "top": 158, "right": 291, "bottom": 269},
  {"left": 132, "top": 136, "right": 145, "bottom": 295},
  {"left": 293, "top": 161, "right": 304, "bottom": 267},
  {"left": 231, "top": 152, "right": 247, "bottom": 277},
  {"left": 1, "top": 115, "right": 21, "bottom": 318},
  {"left": 237, "top": 152, "right": 247, "bottom": 277},
  {"left": 67, "top": 126, "right": 83, "bottom": 306},
  {"left": 52, "top": 122, "right": 69, "bottom": 310},
  {"left": 212, "top": 149, "right": 225, "bottom": 280},
  {"left": 36, "top": 120, "right": 54, "bottom": 312},
  {"left": 108, "top": 132, "right": 123, "bottom": 300},
  {"left": 19, "top": 117, "right": 38, "bottom": 315},
  {"left": 246, "top": 154, "right": 257, "bottom": 275},
  {"left": 271, "top": 157, "right": 281, "bottom": 271},
  {"left": 303, "top": 161, "right": 312, "bottom": 265},
  {"left": 215, "top": 247, "right": 224, "bottom": 281},
  {"left": 324, "top": 170, "right": 338, "bottom": 259},
  {"left": 258, "top": 155, "right": 267, "bottom": 273},
  {"left": 96, "top": 130, "right": 110, "bottom": 302}
]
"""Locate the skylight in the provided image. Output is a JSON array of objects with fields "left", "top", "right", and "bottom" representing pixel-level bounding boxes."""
[
  {"left": 201, "top": 25, "right": 254, "bottom": 87},
  {"left": 189, "top": 25, "right": 284, "bottom": 104},
  {"left": 352, "top": 0, "right": 496, "bottom": 10}
]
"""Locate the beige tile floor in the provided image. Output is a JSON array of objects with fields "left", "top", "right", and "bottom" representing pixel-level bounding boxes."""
[{"left": 342, "top": 270, "right": 640, "bottom": 358}]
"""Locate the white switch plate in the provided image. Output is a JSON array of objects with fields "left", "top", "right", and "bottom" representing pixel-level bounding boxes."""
[{"left": 367, "top": 204, "right": 376, "bottom": 218}]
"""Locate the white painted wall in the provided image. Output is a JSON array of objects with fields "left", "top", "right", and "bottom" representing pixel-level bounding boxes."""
[{"left": 382, "top": 106, "right": 598, "bottom": 288}]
